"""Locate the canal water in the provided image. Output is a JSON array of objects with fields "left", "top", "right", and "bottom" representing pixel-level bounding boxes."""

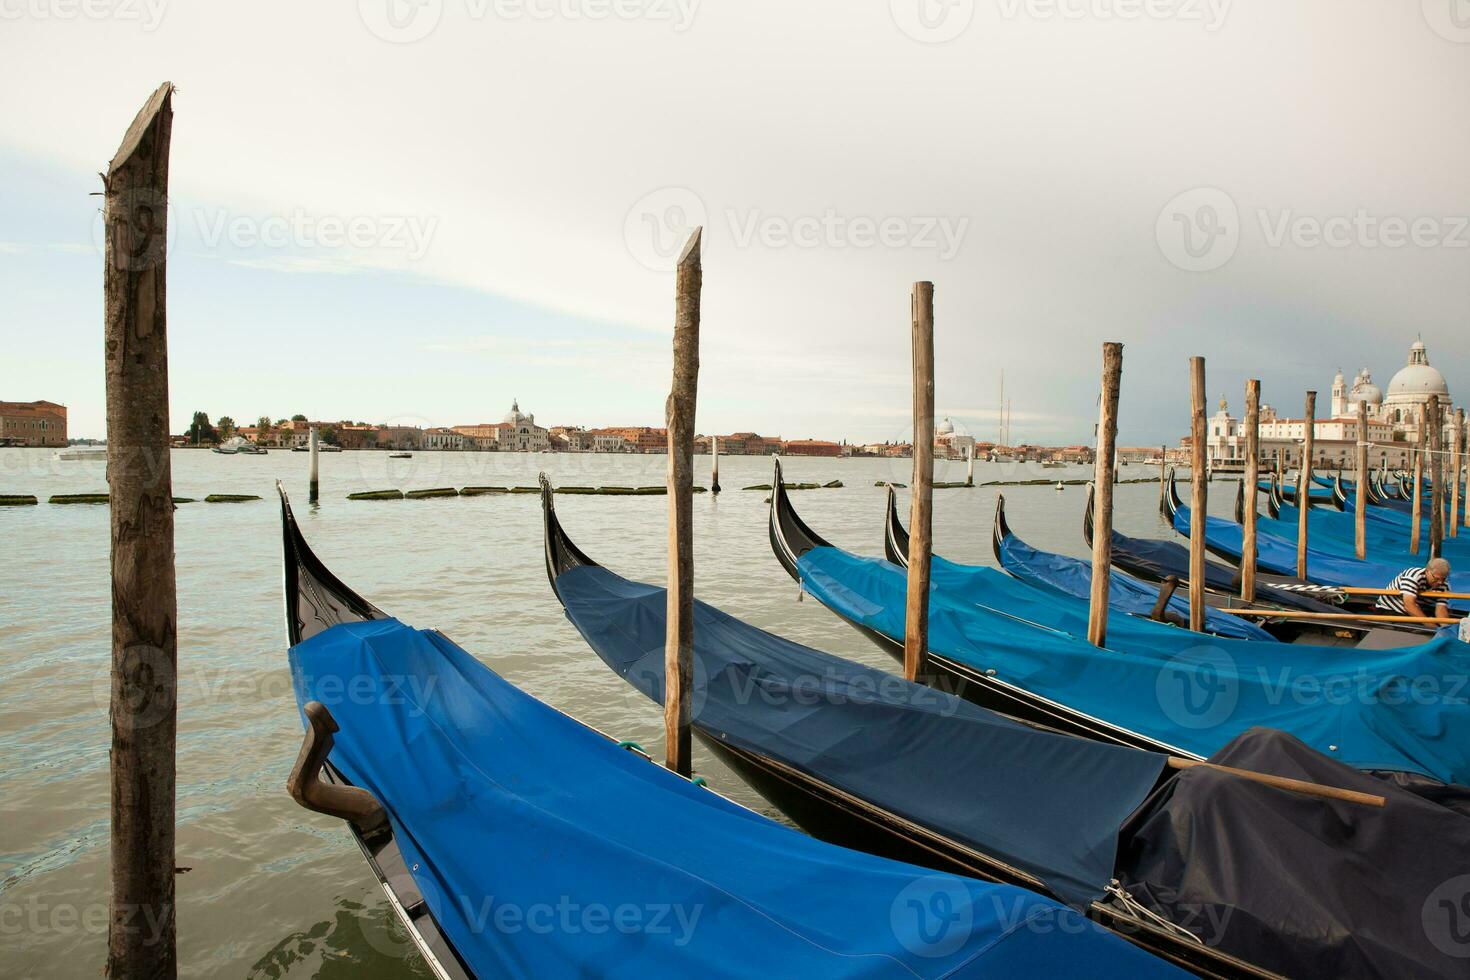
[{"left": 0, "top": 448, "right": 1222, "bottom": 977}]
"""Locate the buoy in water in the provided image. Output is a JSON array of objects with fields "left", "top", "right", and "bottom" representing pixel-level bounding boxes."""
[{"left": 1055, "top": 482, "right": 1064, "bottom": 491}]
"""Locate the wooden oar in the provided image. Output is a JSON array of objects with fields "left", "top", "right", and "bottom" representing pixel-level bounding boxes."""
[
  {"left": 1220, "top": 609, "right": 1457, "bottom": 625},
  {"left": 1334, "top": 586, "right": 1470, "bottom": 602},
  {"left": 1167, "top": 757, "right": 1385, "bottom": 807}
]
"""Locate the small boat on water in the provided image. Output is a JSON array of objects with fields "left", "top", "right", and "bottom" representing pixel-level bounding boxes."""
[
  {"left": 214, "top": 436, "right": 266, "bottom": 455},
  {"left": 545, "top": 474, "right": 1470, "bottom": 979},
  {"left": 388, "top": 452, "right": 412, "bottom": 459},
  {"left": 275, "top": 486, "right": 1179, "bottom": 980}
]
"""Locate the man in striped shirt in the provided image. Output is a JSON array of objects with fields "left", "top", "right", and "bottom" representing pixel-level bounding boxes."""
[{"left": 1375, "top": 557, "right": 1452, "bottom": 619}]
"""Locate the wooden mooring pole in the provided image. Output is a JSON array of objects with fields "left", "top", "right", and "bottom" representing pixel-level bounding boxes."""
[
  {"left": 1428, "top": 395, "right": 1444, "bottom": 559},
  {"left": 965, "top": 444, "right": 974, "bottom": 487},
  {"left": 1240, "top": 379, "right": 1260, "bottom": 602},
  {"left": 904, "top": 282, "right": 935, "bottom": 682},
  {"left": 1411, "top": 407, "right": 1425, "bottom": 555},
  {"left": 103, "top": 81, "right": 178, "bottom": 979},
  {"left": 308, "top": 426, "right": 320, "bottom": 504},
  {"left": 1355, "top": 400, "right": 1369, "bottom": 560},
  {"left": 1188, "top": 357, "right": 1207, "bottom": 632},
  {"left": 1087, "top": 342, "right": 1123, "bottom": 647},
  {"left": 710, "top": 435, "right": 721, "bottom": 495},
  {"left": 1453, "top": 408, "right": 1464, "bottom": 537},
  {"left": 663, "top": 226, "right": 701, "bottom": 777},
  {"left": 1297, "top": 390, "right": 1316, "bottom": 580}
]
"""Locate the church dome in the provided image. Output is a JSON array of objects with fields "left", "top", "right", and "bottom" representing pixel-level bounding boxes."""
[
  {"left": 504, "top": 399, "right": 525, "bottom": 424},
  {"left": 935, "top": 417, "right": 955, "bottom": 436},
  {"left": 1386, "top": 342, "right": 1449, "bottom": 402},
  {"left": 1349, "top": 368, "right": 1383, "bottom": 406}
]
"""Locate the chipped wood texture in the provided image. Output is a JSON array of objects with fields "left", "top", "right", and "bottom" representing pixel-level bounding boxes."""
[
  {"left": 1240, "top": 379, "right": 1261, "bottom": 602},
  {"left": 1087, "top": 342, "right": 1123, "bottom": 647},
  {"left": 663, "top": 227, "right": 701, "bottom": 777},
  {"left": 1429, "top": 395, "right": 1444, "bottom": 559},
  {"left": 1411, "top": 407, "right": 1425, "bottom": 555},
  {"left": 904, "top": 282, "right": 935, "bottom": 681},
  {"left": 1355, "top": 400, "right": 1369, "bottom": 560},
  {"left": 103, "top": 81, "right": 178, "bottom": 980},
  {"left": 1453, "top": 409, "right": 1464, "bottom": 536}
]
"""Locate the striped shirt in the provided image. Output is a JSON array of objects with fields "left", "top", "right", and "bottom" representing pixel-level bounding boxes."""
[{"left": 1376, "top": 567, "right": 1429, "bottom": 615}]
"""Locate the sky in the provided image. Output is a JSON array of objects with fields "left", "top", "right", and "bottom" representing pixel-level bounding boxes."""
[{"left": 1, "top": 1, "right": 1467, "bottom": 443}]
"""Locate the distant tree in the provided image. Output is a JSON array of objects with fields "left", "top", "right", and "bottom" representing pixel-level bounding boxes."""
[
  {"left": 188, "top": 411, "right": 217, "bottom": 446},
  {"left": 275, "top": 418, "right": 289, "bottom": 427},
  {"left": 319, "top": 425, "right": 340, "bottom": 446},
  {"left": 217, "top": 416, "right": 237, "bottom": 440},
  {"left": 256, "top": 415, "right": 273, "bottom": 432},
  {"left": 291, "top": 414, "right": 307, "bottom": 422}
]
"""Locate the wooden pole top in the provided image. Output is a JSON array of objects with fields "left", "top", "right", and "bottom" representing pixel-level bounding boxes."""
[{"left": 108, "top": 82, "right": 175, "bottom": 177}]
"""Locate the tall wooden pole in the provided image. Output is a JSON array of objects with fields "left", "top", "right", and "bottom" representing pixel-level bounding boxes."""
[
  {"left": 1188, "top": 357, "right": 1207, "bottom": 632},
  {"left": 1355, "top": 400, "right": 1369, "bottom": 560},
  {"left": 710, "top": 435, "right": 721, "bottom": 495},
  {"left": 1411, "top": 406, "right": 1425, "bottom": 555},
  {"left": 1428, "top": 395, "right": 1444, "bottom": 559},
  {"left": 904, "top": 282, "right": 935, "bottom": 682},
  {"left": 965, "top": 443, "right": 974, "bottom": 487},
  {"left": 1240, "top": 379, "right": 1261, "bottom": 602},
  {"left": 663, "top": 226, "right": 701, "bottom": 777},
  {"left": 1453, "top": 408, "right": 1464, "bottom": 537},
  {"left": 103, "top": 81, "right": 178, "bottom": 979},
  {"left": 308, "top": 426, "right": 320, "bottom": 504},
  {"left": 1087, "top": 343, "right": 1123, "bottom": 647},
  {"left": 1297, "top": 391, "right": 1316, "bottom": 580},
  {"left": 1158, "top": 445, "right": 1167, "bottom": 511}
]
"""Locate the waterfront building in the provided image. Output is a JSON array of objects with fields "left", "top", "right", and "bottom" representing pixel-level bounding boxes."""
[
  {"left": 334, "top": 424, "right": 381, "bottom": 450},
  {"left": 376, "top": 425, "right": 424, "bottom": 451},
  {"left": 499, "top": 401, "right": 550, "bottom": 452},
  {"left": 934, "top": 417, "right": 977, "bottom": 460},
  {"left": 423, "top": 427, "right": 467, "bottom": 451},
  {"left": 720, "top": 432, "right": 783, "bottom": 456},
  {"left": 591, "top": 432, "right": 628, "bottom": 453},
  {"left": 0, "top": 400, "right": 67, "bottom": 447},
  {"left": 782, "top": 438, "right": 843, "bottom": 457}
]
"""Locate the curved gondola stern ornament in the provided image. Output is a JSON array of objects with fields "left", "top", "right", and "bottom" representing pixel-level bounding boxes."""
[
  {"left": 1082, "top": 482, "right": 1096, "bottom": 550},
  {"left": 883, "top": 483, "right": 910, "bottom": 567}
]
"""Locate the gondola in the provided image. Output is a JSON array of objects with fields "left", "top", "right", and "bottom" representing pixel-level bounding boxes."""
[
  {"left": 1163, "top": 469, "right": 1470, "bottom": 597},
  {"left": 549, "top": 475, "right": 1470, "bottom": 979},
  {"left": 774, "top": 462, "right": 1470, "bottom": 787},
  {"left": 278, "top": 486, "right": 1184, "bottom": 979}
]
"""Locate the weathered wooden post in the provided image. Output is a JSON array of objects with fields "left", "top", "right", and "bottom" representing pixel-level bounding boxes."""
[
  {"left": 663, "top": 226, "right": 701, "bottom": 777},
  {"left": 103, "top": 81, "right": 178, "bottom": 979},
  {"left": 965, "top": 443, "right": 974, "bottom": 487},
  {"left": 1411, "top": 406, "right": 1425, "bottom": 555},
  {"left": 1428, "top": 394, "right": 1444, "bottom": 559},
  {"left": 308, "top": 426, "right": 320, "bottom": 504},
  {"left": 1355, "top": 399, "right": 1369, "bottom": 560},
  {"left": 1240, "top": 379, "right": 1261, "bottom": 602},
  {"left": 1087, "top": 342, "right": 1123, "bottom": 647},
  {"left": 1453, "top": 408, "right": 1464, "bottom": 537},
  {"left": 1158, "top": 445, "right": 1167, "bottom": 511},
  {"left": 904, "top": 282, "right": 935, "bottom": 682},
  {"left": 710, "top": 435, "right": 721, "bottom": 495},
  {"left": 1188, "top": 357, "right": 1207, "bottom": 632},
  {"left": 1297, "top": 390, "right": 1316, "bottom": 580}
]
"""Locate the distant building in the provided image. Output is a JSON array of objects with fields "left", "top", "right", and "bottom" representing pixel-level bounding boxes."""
[
  {"left": 934, "top": 417, "right": 976, "bottom": 460},
  {"left": 335, "top": 424, "right": 381, "bottom": 450},
  {"left": 377, "top": 425, "right": 424, "bottom": 451},
  {"left": 423, "top": 427, "right": 467, "bottom": 450},
  {"left": 590, "top": 431, "right": 629, "bottom": 453},
  {"left": 499, "top": 401, "right": 550, "bottom": 452},
  {"left": 551, "top": 426, "right": 591, "bottom": 451},
  {"left": 782, "top": 438, "right": 843, "bottom": 457},
  {"left": 0, "top": 400, "right": 67, "bottom": 447},
  {"left": 720, "top": 432, "right": 782, "bottom": 456}
]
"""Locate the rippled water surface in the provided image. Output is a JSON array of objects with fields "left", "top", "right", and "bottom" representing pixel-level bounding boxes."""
[{"left": 0, "top": 448, "right": 1222, "bottom": 977}]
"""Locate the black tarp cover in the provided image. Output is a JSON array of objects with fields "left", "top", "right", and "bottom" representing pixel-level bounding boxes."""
[{"left": 1118, "top": 728, "right": 1470, "bottom": 979}]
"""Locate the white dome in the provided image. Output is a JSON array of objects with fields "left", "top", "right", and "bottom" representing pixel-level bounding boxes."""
[
  {"left": 936, "top": 417, "right": 955, "bottom": 436},
  {"left": 1386, "top": 342, "right": 1449, "bottom": 402},
  {"left": 1349, "top": 369, "right": 1383, "bottom": 406}
]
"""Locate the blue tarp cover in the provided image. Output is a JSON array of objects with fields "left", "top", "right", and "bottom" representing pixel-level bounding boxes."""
[
  {"left": 553, "top": 564, "right": 1169, "bottom": 909},
  {"left": 289, "top": 619, "right": 1184, "bottom": 978},
  {"left": 795, "top": 547, "right": 1470, "bottom": 786},
  {"left": 996, "top": 529, "right": 1274, "bottom": 641},
  {"left": 1173, "top": 499, "right": 1470, "bottom": 593},
  {"left": 1268, "top": 501, "right": 1470, "bottom": 566}
]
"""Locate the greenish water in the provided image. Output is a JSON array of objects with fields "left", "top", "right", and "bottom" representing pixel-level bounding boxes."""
[{"left": 0, "top": 448, "right": 1206, "bottom": 977}]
